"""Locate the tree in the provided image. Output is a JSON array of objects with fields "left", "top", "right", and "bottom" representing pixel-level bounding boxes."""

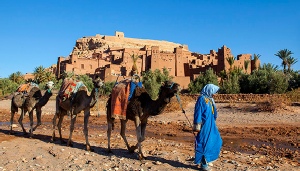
[
  {"left": 286, "top": 56, "right": 298, "bottom": 73},
  {"left": 226, "top": 56, "right": 235, "bottom": 71},
  {"left": 220, "top": 72, "right": 240, "bottom": 94},
  {"left": 33, "top": 66, "right": 46, "bottom": 83},
  {"left": 260, "top": 63, "right": 279, "bottom": 72},
  {"left": 275, "top": 49, "right": 293, "bottom": 73},
  {"left": 188, "top": 68, "right": 218, "bottom": 94},
  {"left": 253, "top": 54, "right": 261, "bottom": 70},
  {"left": 0, "top": 78, "right": 19, "bottom": 95},
  {"left": 142, "top": 68, "right": 173, "bottom": 99},
  {"left": 131, "top": 53, "right": 141, "bottom": 75},
  {"left": 244, "top": 60, "right": 250, "bottom": 71},
  {"left": 9, "top": 71, "right": 24, "bottom": 84},
  {"left": 248, "top": 66, "right": 288, "bottom": 94}
]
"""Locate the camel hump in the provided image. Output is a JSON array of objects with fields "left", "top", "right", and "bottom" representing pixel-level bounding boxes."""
[{"left": 28, "top": 87, "right": 42, "bottom": 99}]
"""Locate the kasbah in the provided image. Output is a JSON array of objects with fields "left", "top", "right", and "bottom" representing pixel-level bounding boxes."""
[{"left": 48, "top": 31, "right": 260, "bottom": 89}]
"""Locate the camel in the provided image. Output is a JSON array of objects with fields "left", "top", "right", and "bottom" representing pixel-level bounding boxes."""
[
  {"left": 106, "top": 80, "right": 180, "bottom": 160},
  {"left": 51, "top": 77, "right": 104, "bottom": 151},
  {"left": 10, "top": 81, "right": 54, "bottom": 137}
]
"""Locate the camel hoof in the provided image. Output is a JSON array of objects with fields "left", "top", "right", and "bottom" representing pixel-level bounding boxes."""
[
  {"left": 138, "top": 154, "right": 146, "bottom": 161},
  {"left": 86, "top": 147, "right": 94, "bottom": 152},
  {"left": 129, "top": 146, "right": 137, "bottom": 153},
  {"left": 67, "top": 142, "right": 73, "bottom": 147}
]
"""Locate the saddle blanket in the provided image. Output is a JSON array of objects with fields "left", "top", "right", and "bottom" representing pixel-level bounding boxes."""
[{"left": 59, "top": 78, "right": 86, "bottom": 101}]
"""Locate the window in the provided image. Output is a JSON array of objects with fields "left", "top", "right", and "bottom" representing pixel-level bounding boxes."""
[
  {"left": 90, "top": 64, "right": 92, "bottom": 69},
  {"left": 81, "top": 64, "right": 84, "bottom": 69}
]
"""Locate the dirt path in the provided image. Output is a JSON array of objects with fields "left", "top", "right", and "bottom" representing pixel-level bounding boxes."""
[{"left": 0, "top": 99, "right": 299, "bottom": 171}]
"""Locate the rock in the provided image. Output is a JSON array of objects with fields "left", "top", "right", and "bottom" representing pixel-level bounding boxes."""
[{"left": 154, "top": 161, "right": 162, "bottom": 165}]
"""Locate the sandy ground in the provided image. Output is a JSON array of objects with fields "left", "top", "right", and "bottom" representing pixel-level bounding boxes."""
[{"left": 0, "top": 98, "right": 299, "bottom": 171}]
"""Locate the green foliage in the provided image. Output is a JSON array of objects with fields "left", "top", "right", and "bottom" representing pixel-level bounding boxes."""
[
  {"left": 188, "top": 68, "right": 218, "bottom": 94},
  {"left": 77, "top": 74, "right": 94, "bottom": 92},
  {"left": 239, "top": 73, "right": 251, "bottom": 93},
  {"left": 226, "top": 56, "right": 235, "bottom": 71},
  {"left": 287, "top": 71, "right": 300, "bottom": 91},
  {"left": 0, "top": 78, "right": 19, "bottom": 96},
  {"left": 101, "top": 81, "right": 115, "bottom": 95},
  {"left": 33, "top": 65, "right": 56, "bottom": 84},
  {"left": 9, "top": 71, "right": 25, "bottom": 84},
  {"left": 244, "top": 60, "right": 250, "bottom": 70},
  {"left": 275, "top": 49, "right": 293, "bottom": 72},
  {"left": 248, "top": 67, "right": 288, "bottom": 94},
  {"left": 220, "top": 72, "right": 240, "bottom": 94},
  {"left": 142, "top": 68, "right": 173, "bottom": 99}
]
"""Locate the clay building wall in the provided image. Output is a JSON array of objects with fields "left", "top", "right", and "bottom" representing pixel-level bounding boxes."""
[{"left": 56, "top": 32, "right": 260, "bottom": 89}]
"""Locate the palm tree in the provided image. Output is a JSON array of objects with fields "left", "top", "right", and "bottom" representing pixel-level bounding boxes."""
[
  {"left": 34, "top": 66, "right": 46, "bottom": 83},
  {"left": 9, "top": 71, "right": 24, "bottom": 84},
  {"left": 275, "top": 49, "right": 293, "bottom": 72},
  {"left": 260, "top": 63, "right": 279, "bottom": 72},
  {"left": 244, "top": 60, "right": 250, "bottom": 72},
  {"left": 253, "top": 54, "right": 261, "bottom": 70},
  {"left": 226, "top": 56, "right": 235, "bottom": 71},
  {"left": 286, "top": 56, "right": 298, "bottom": 73},
  {"left": 131, "top": 53, "right": 140, "bottom": 75}
]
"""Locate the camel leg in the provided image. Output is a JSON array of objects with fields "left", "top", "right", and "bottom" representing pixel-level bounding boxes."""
[
  {"left": 28, "top": 110, "right": 34, "bottom": 138},
  {"left": 83, "top": 108, "right": 92, "bottom": 151},
  {"left": 120, "top": 119, "right": 133, "bottom": 153},
  {"left": 18, "top": 109, "right": 27, "bottom": 134},
  {"left": 67, "top": 113, "right": 77, "bottom": 147},
  {"left": 107, "top": 120, "right": 113, "bottom": 153},
  {"left": 10, "top": 106, "right": 18, "bottom": 134},
  {"left": 33, "top": 107, "right": 42, "bottom": 131},
  {"left": 57, "top": 113, "right": 66, "bottom": 144},
  {"left": 134, "top": 116, "right": 146, "bottom": 160},
  {"left": 51, "top": 113, "right": 58, "bottom": 142},
  {"left": 140, "top": 120, "right": 147, "bottom": 142}
]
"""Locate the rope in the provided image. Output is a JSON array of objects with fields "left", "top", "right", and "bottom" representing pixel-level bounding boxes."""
[
  {"left": 175, "top": 94, "right": 196, "bottom": 137},
  {"left": 95, "top": 88, "right": 100, "bottom": 117}
]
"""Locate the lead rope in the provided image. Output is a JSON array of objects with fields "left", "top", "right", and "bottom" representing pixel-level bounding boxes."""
[
  {"left": 95, "top": 88, "right": 100, "bottom": 117},
  {"left": 175, "top": 94, "right": 196, "bottom": 137}
]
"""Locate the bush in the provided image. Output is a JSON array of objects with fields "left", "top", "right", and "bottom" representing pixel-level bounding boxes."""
[
  {"left": 142, "top": 68, "right": 173, "bottom": 99},
  {"left": 188, "top": 68, "right": 218, "bottom": 94}
]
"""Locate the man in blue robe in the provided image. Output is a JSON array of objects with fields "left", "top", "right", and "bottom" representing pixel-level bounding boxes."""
[{"left": 193, "top": 84, "right": 222, "bottom": 171}]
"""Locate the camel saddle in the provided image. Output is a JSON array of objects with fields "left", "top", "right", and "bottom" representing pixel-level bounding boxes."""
[
  {"left": 58, "top": 78, "right": 87, "bottom": 101},
  {"left": 16, "top": 82, "right": 39, "bottom": 94},
  {"left": 111, "top": 79, "right": 142, "bottom": 120}
]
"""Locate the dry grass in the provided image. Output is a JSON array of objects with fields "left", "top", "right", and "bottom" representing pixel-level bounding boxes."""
[{"left": 256, "top": 95, "right": 291, "bottom": 113}]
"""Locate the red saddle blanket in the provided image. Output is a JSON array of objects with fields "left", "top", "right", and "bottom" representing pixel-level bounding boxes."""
[{"left": 111, "top": 80, "right": 131, "bottom": 120}]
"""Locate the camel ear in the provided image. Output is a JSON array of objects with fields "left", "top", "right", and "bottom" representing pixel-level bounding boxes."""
[{"left": 161, "top": 82, "right": 165, "bottom": 86}]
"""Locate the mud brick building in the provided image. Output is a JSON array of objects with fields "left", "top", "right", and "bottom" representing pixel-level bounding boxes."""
[{"left": 56, "top": 31, "right": 260, "bottom": 89}]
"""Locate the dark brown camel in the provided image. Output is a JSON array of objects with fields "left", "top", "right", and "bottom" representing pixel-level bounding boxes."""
[
  {"left": 10, "top": 81, "right": 54, "bottom": 137},
  {"left": 106, "top": 81, "right": 180, "bottom": 160},
  {"left": 51, "top": 77, "right": 104, "bottom": 151}
]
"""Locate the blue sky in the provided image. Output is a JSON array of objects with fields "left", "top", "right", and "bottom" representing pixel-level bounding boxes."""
[{"left": 0, "top": 0, "right": 299, "bottom": 78}]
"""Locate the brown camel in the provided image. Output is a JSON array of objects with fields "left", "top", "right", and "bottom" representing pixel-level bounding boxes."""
[
  {"left": 51, "top": 77, "right": 104, "bottom": 151},
  {"left": 106, "top": 81, "right": 180, "bottom": 160},
  {"left": 10, "top": 81, "right": 54, "bottom": 137}
]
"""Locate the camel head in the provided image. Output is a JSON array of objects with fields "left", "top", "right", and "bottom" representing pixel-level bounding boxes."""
[
  {"left": 93, "top": 77, "right": 104, "bottom": 89},
  {"left": 46, "top": 81, "right": 55, "bottom": 91},
  {"left": 159, "top": 81, "right": 180, "bottom": 103}
]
